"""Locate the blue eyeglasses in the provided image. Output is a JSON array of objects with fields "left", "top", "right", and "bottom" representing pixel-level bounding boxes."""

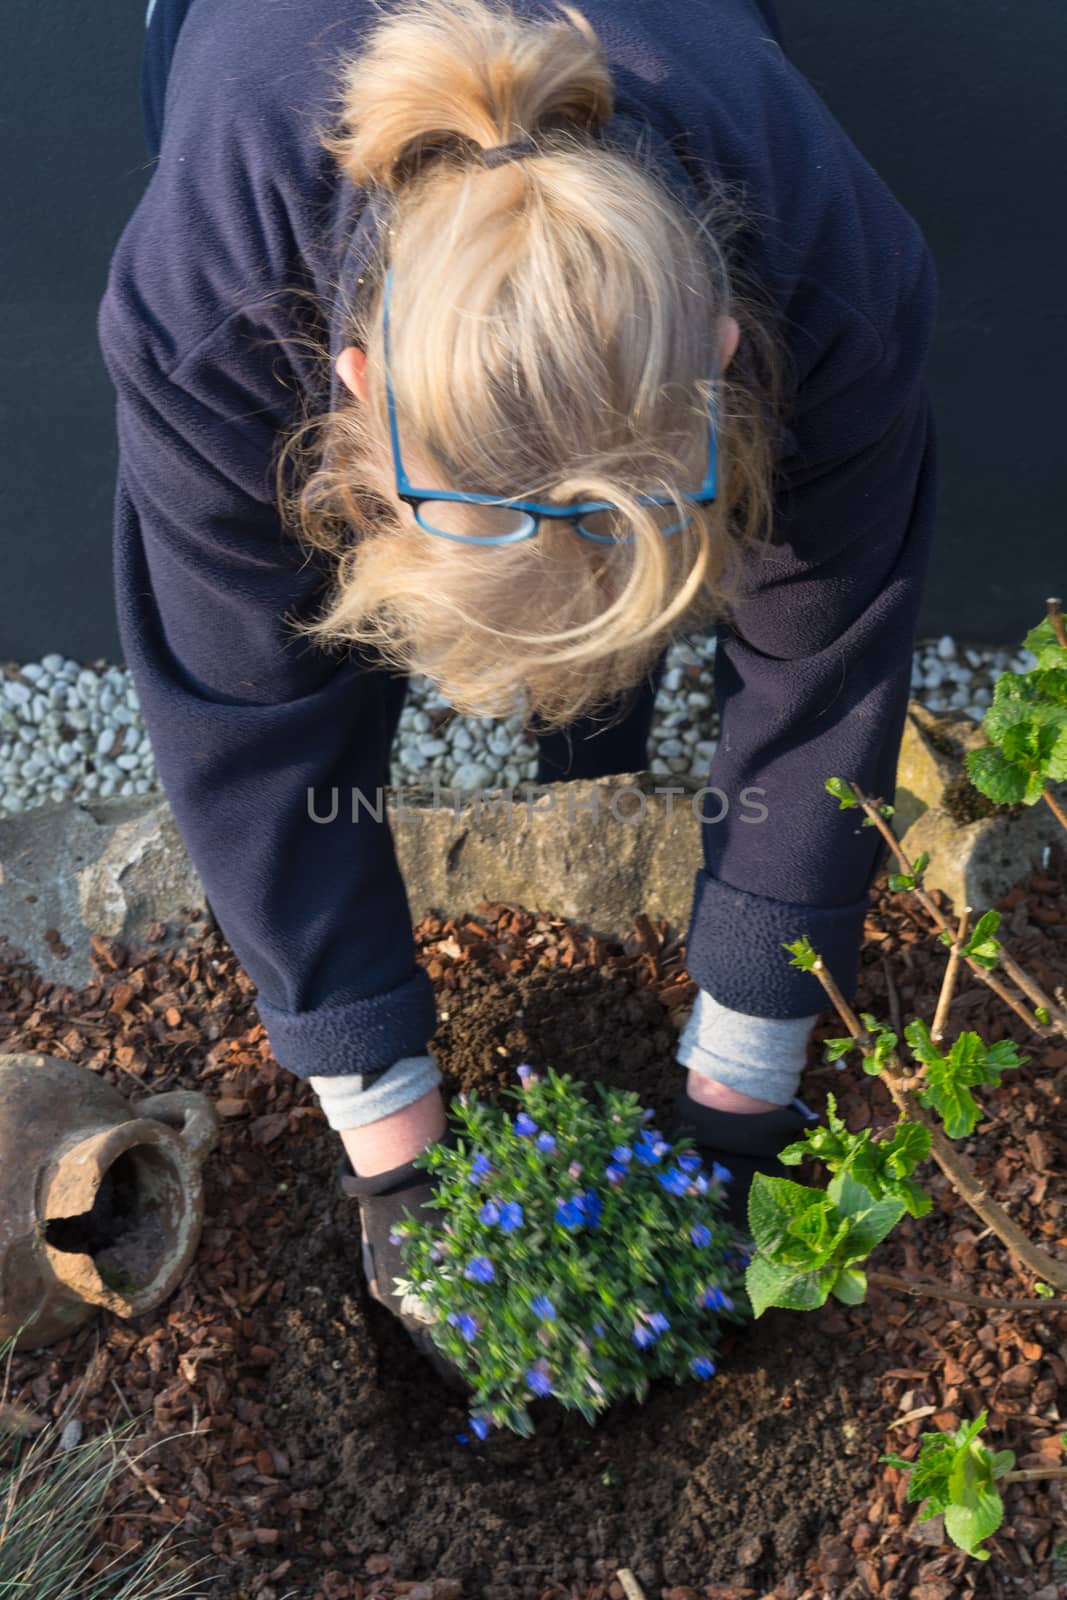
[{"left": 380, "top": 263, "right": 719, "bottom": 547}]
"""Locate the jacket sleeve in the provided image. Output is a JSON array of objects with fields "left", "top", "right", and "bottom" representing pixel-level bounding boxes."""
[
  {"left": 97, "top": 295, "right": 439, "bottom": 1082},
  {"left": 684, "top": 248, "right": 940, "bottom": 1018}
]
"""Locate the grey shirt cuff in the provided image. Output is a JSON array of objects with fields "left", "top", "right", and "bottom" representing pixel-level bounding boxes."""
[
  {"left": 310, "top": 1052, "right": 442, "bottom": 1132},
  {"left": 675, "top": 988, "right": 820, "bottom": 1107}
]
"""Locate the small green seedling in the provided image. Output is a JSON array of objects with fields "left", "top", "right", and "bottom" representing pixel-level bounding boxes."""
[{"left": 880, "top": 1411, "right": 1017, "bottom": 1560}]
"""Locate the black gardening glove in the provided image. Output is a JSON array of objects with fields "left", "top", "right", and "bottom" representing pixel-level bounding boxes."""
[
  {"left": 337, "top": 1129, "right": 470, "bottom": 1394},
  {"left": 669, "top": 1089, "right": 813, "bottom": 1239}
]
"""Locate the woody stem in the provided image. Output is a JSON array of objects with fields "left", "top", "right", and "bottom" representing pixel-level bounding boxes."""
[
  {"left": 851, "top": 783, "right": 1067, "bottom": 1037},
  {"left": 806, "top": 956, "right": 1067, "bottom": 1291},
  {"left": 931, "top": 905, "right": 970, "bottom": 1044}
]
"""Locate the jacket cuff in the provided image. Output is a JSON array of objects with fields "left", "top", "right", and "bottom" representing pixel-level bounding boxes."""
[
  {"left": 685, "top": 866, "right": 868, "bottom": 1018},
  {"left": 256, "top": 964, "right": 438, "bottom": 1080}
]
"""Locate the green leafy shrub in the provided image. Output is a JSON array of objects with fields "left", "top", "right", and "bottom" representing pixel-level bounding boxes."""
[
  {"left": 392, "top": 1066, "right": 752, "bottom": 1437},
  {"left": 967, "top": 613, "right": 1067, "bottom": 805},
  {"left": 732, "top": 753, "right": 1067, "bottom": 1563}
]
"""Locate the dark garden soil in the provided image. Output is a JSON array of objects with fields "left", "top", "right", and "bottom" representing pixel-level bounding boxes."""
[{"left": 1, "top": 846, "right": 1066, "bottom": 1600}]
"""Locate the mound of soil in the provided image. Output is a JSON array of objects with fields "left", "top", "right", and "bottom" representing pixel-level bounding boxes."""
[{"left": 1, "top": 855, "right": 1065, "bottom": 1600}]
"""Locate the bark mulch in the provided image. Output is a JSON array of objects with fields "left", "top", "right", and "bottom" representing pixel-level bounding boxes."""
[{"left": 1, "top": 845, "right": 1065, "bottom": 1600}]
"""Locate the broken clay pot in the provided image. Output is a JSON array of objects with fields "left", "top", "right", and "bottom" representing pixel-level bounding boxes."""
[{"left": 0, "top": 1053, "right": 219, "bottom": 1350}]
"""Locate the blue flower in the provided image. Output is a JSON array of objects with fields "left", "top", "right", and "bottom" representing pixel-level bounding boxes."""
[
  {"left": 464, "top": 1255, "right": 495, "bottom": 1284},
  {"left": 469, "top": 1416, "right": 491, "bottom": 1440},
  {"left": 447, "top": 1311, "right": 480, "bottom": 1341},
  {"left": 498, "top": 1200, "right": 524, "bottom": 1233},
  {"left": 592, "top": 1321, "right": 607, "bottom": 1337},
  {"left": 658, "top": 1166, "right": 690, "bottom": 1196},
  {"left": 641, "top": 1108, "right": 656, "bottom": 1123},
  {"left": 631, "top": 1322, "right": 657, "bottom": 1349},
  {"left": 634, "top": 1132, "right": 669, "bottom": 1165},
  {"left": 605, "top": 1162, "right": 627, "bottom": 1185},
  {"left": 690, "top": 1355, "right": 717, "bottom": 1380},
  {"left": 693, "top": 1174, "right": 711, "bottom": 1195},
  {"left": 515, "top": 1111, "right": 538, "bottom": 1137},
  {"left": 677, "top": 1152, "right": 702, "bottom": 1174},
  {"left": 536, "top": 1131, "right": 557, "bottom": 1153},
  {"left": 455, "top": 1431, "right": 470, "bottom": 1445},
  {"left": 582, "top": 1189, "right": 604, "bottom": 1229},
  {"left": 711, "top": 1161, "right": 733, "bottom": 1185},
  {"left": 526, "top": 1368, "right": 553, "bottom": 1397},
  {"left": 468, "top": 1152, "right": 492, "bottom": 1184},
  {"left": 690, "top": 1223, "right": 712, "bottom": 1248},
  {"left": 479, "top": 1200, "right": 502, "bottom": 1226},
  {"left": 555, "top": 1197, "right": 585, "bottom": 1230},
  {"left": 388, "top": 1228, "right": 406, "bottom": 1247},
  {"left": 517, "top": 1063, "right": 534, "bottom": 1081},
  {"left": 698, "top": 1286, "right": 734, "bottom": 1312},
  {"left": 530, "top": 1295, "right": 557, "bottom": 1321},
  {"left": 612, "top": 1144, "right": 633, "bottom": 1165},
  {"left": 646, "top": 1311, "right": 670, "bottom": 1334}
]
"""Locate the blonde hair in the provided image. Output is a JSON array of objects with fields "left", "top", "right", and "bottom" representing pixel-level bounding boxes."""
[{"left": 276, "top": 0, "right": 793, "bottom": 731}]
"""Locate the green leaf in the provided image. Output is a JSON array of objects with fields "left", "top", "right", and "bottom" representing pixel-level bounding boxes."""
[
  {"left": 824, "top": 1036, "right": 855, "bottom": 1062},
  {"left": 962, "top": 910, "right": 1003, "bottom": 970},
  {"left": 966, "top": 745, "right": 1031, "bottom": 805},
  {"left": 783, "top": 936, "right": 818, "bottom": 972},
  {"left": 897, "top": 1177, "right": 934, "bottom": 1218},
  {"left": 830, "top": 1265, "right": 868, "bottom": 1305},
  {"left": 917, "top": 1029, "right": 1026, "bottom": 1139},
  {"left": 825, "top": 776, "right": 858, "bottom": 809},
  {"left": 1035, "top": 1006, "right": 1051, "bottom": 1026},
  {"left": 882, "top": 1121, "right": 932, "bottom": 1179},
  {"left": 744, "top": 1252, "right": 834, "bottom": 1316},
  {"left": 944, "top": 1438, "right": 1006, "bottom": 1559},
  {"left": 1023, "top": 615, "right": 1067, "bottom": 671},
  {"left": 905, "top": 1017, "right": 942, "bottom": 1071}
]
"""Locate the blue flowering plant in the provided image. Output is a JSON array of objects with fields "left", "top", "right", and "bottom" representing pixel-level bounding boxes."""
[{"left": 390, "top": 1065, "right": 751, "bottom": 1437}]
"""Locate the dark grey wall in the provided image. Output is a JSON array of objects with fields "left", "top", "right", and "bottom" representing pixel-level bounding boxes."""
[
  {"left": 3, "top": 1, "right": 150, "bottom": 664},
  {"left": 3, "top": 1, "right": 1065, "bottom": 661}
]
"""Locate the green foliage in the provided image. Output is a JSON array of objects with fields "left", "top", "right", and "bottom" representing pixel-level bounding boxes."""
[
  {"left": 1023, "top": 615, "right": 1067, "bottom": 672},
  {"left": 783, "top": 935, "right": 818, "bottom": 972},
  {"left": 778, "top": 1091, "right": 933, "bottom": 1219},
  {"left": 1035, "top": 1006, "right": 1052, "bottom": 1026},
  {"left": 936, "top": 909, "right": 1003, "bottom": 971},
  {"left": 823, "top": 1014, "right": 899, "bottom": 1077},
  {"left": 967, "top": 616, "right": 1067, "bottom": 805},
  {"left": 888, "top": 850, "right": 930, "bottom": 893},
  {"left": 965, "top": 911, "right": 1005, "bottom": 970},
  {"left": 824, "top": 776, "right": 858, "bottom": 809},
  {"left": 393, "top": 1069, "right": 751, "bottom": 1436},
  {"left": 744, "top": 1170, "right": 905, "bottom": 1317},
  {"left": 904, "top": 1020, "right": 1028, "bottom": 1139},
  {"left": 0, "top": 1341, "right": 208, "bottom": 1600},
  {"left": 880, "top": 1410, "right": 1016, "bottom": 1560},
  {"left": 861, "top": 801, "right": 895, "bottom": 829}
]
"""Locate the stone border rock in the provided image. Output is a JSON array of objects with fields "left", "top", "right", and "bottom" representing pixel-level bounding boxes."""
[{"left": 1, "top": 702, "right": 1064, "bottom": 992}]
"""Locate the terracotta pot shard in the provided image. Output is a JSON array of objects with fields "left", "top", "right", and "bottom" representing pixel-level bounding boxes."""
[{"left": 0, "top": 1053, "right": 218, "bottom": 1350}]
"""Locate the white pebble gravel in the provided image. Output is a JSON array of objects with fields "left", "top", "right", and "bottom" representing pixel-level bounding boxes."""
[{"left": 0, "top": 635, "right": 1033, "bottom": 817}]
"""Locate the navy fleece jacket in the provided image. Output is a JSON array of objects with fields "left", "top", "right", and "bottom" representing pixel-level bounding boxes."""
[{"left": 97, "top": 0, "right": 939, "bottom": 1082}]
